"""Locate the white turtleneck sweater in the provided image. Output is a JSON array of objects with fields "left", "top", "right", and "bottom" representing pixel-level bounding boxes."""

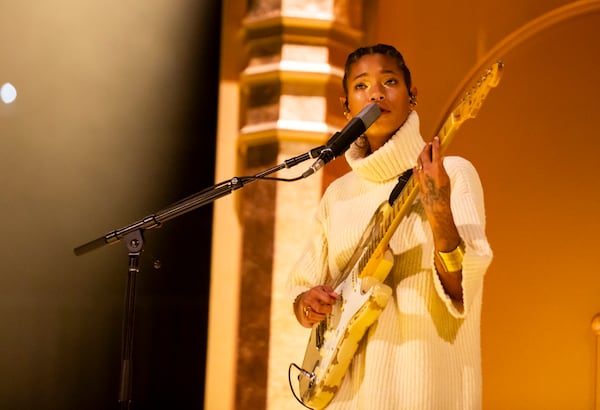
[{"left": 287, "top": 111, "right": 493, "bottom": 410}]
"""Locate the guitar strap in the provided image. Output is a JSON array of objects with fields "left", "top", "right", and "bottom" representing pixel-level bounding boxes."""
[{"left": 388, "top": 168, "right": 414, "bottom": 205}]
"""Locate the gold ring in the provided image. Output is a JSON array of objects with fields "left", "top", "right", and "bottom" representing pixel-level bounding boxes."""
[{"left": 303, "top": 306, "right": 311, "bottom": 318}]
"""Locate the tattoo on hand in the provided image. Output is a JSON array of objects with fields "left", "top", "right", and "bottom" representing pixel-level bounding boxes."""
[{"left": 422, "top": 176, "right": 450, "bottom": 208}]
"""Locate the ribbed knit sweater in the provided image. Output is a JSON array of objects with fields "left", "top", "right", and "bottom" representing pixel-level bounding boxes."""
[{"left": 287, "top": 111, "right": 493, "bottom": 410}]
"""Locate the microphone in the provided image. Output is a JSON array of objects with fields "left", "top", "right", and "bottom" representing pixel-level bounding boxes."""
[{"left": 302, "top": 103, "right": 381, "bottom": 178}]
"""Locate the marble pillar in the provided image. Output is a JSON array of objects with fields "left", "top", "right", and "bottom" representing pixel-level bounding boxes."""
[{"left": 235, "top": 1, "right": 365, "bottom": 409}]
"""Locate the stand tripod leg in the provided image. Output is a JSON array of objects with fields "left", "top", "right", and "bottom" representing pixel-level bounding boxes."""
[{"left": 118, "top": 230, "right": 144, "bottom": 410}]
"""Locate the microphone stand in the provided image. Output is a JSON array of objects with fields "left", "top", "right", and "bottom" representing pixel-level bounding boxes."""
[{"left": 73, "top": 145, "right": 324, "bottom": 410}]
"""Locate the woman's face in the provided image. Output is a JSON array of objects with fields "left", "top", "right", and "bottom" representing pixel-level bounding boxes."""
[{"left": 344, "top": 53, "right": 416, "bottom": 151}]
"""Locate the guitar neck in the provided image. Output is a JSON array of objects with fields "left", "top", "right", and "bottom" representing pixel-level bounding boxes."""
[
  {"left": 358, "top": 61, "right": 503, "bottom": 282},
  {"left": 357, "top": 117, "right": 456, "bottom": 282}
]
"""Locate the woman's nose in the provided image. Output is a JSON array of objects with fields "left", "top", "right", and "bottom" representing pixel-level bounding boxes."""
[{"left": 369, "top": 87, "right": 384, "bottom": 101}]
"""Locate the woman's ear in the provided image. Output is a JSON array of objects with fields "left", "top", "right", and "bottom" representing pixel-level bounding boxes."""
[
  {"left": 339, "top": 96, "right": 350, "bottom": 118},
  {"left": 409, "top": 86, "right": 418, "bottom": 106}
]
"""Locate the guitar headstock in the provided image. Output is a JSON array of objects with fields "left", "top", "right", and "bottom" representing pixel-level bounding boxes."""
[{"left": 452, "top": 60, "right": 504, "bottom": 124}]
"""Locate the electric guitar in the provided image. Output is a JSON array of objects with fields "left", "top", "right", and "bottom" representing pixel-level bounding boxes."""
[{"left": 292, "top": 61, "right": 504, "bottom": 410}]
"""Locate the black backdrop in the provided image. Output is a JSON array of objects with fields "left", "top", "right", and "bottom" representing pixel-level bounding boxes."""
[{"left": 0, "top": 2, "right": 221, "bottom": 409}]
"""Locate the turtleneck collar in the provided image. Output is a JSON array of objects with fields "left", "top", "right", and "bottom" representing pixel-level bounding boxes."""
[{"left": 345, "top": 110, "right": 426, "bottom": 182}]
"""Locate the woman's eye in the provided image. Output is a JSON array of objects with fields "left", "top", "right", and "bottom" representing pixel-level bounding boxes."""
[
  {"left": 354, "top": 83, "right": 367, "bottom": 90},
  {"left": 384, "top": 78, "right": 398, "bottom": 86}
]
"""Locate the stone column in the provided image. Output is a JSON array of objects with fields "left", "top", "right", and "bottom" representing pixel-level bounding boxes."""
[{"left": 235, "top": 1, "right": 365, "bottom": 409}]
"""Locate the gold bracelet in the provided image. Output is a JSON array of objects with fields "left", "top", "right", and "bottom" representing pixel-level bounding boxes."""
[{"left": 437, "top": 239, "right": 465, "bottom": 272}]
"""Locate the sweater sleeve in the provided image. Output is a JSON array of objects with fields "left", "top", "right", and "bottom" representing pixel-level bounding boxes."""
[
  {"left": 431, "top": 156, "right": 493, "bottom": 318},
  {"left": 285, "top": 198, "right": 331, "bottom": 304}
]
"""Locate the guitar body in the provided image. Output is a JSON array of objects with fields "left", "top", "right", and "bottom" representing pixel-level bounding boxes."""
[
  {"left": 298, "top": 254, "right": 394, "bottom": 410},
  {"left": 292, "top": 61, "right": 503, "bottom": 409},
  {"left": 298, "top": 201, "right": 395, "bottom": 409}
]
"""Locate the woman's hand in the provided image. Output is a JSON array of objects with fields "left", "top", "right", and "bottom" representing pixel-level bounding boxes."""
[
  {"left": 414, "top": 137, "right": 451, "bottom": 218},
  {"left": 413, "top": 136, "right": 460, "bottom": 252},
  {"left": 294, "top": 285, "right": 338, "bottom": 328}
]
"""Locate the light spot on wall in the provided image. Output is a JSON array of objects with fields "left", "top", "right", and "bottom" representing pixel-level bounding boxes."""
[{"left": 1, "top": 82, "right": 17, "bottom": 104}]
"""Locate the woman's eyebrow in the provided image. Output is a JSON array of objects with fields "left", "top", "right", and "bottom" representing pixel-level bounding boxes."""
[{"left": 352, "top": 68, "right": 398, "bottom": 82}]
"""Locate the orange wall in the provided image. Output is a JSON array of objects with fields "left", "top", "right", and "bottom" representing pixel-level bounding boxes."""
[{"left": 374, "top": 0, "right": 600, "bottom": 407}]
